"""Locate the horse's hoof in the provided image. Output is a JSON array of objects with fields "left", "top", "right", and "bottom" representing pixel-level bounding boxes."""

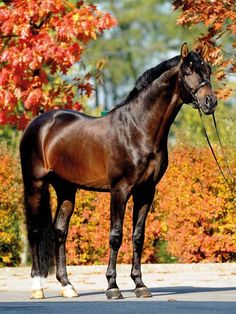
[
  {"left": 106, "top": 288, "right": 123, "bottom": 300},
  {"left": 135, "top": 286, "right": 152, "bottom": 298},
  {"left": 31, "top": 289, "right": 45, "bottom": 299},
  {"left": 61, "top": 285, "right": 79, "bottom": 298}
]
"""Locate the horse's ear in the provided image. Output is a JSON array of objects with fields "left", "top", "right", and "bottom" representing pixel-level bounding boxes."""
[
  {"left": 180, "top": 43, "right": 189, "bottom": 59},
  {"left": 197, "top": 42, "right": 208, "bottom": 60}
]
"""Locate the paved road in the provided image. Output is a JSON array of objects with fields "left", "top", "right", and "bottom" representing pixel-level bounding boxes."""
[{"left": 0, "top": 264, "right": 236, "bottom": 313}]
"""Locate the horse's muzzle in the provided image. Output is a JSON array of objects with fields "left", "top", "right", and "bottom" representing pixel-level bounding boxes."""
[{"left": 200, "top": 94, "right": 218, "bottom": 115}]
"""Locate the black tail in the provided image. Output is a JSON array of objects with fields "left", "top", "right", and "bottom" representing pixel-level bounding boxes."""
[
  {"left": 24, "top": 180, "right": 55, "bottom": 277},
  {"left": 20, "top": 118, "right": 55, "bottom": 278}
]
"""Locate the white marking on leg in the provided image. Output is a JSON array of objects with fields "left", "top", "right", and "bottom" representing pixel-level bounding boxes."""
[
  {"left": 61, "top": 284, "right": 78, "bottom": 297},
  {"left": 32, "top": 276, "right": 43, "bottom": 291}
]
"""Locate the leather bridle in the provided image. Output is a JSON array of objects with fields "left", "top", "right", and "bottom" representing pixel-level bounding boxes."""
[
  {"left": 191, "top": 80, "right": 212, "bottom": 109},
  {"left": 180, "top": 74, "right": 212, "bottom": 109}
]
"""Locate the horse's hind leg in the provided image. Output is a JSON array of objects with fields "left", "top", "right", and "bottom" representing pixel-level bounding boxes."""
[
  {"left": 131, "top": 183, "right": 155, "bottom": 298},
  {"left": 52, "top": 179, "right": 78, "bottom": 297}
]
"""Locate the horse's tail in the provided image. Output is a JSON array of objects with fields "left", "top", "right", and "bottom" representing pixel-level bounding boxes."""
[
  {"left": 23, "top": 178, "right": 55, "bottom": 277},
  {"left": 20, "top": 125, "right": 55, "bottom": 277}
]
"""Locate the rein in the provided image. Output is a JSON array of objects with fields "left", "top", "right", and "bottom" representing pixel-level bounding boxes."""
[
  {"left": 181, "top": 74, "right": 235, "bottom": 189},
  {"left": 198, "top": 109, "right": 235, "bottom": 189},
  {"left": 212, "top": 113, "right": 235, "bottom": 182}
]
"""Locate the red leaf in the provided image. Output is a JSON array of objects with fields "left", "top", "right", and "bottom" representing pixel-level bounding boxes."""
[{"left": 24, "top": 88, "right": 42, "bottom": 109}]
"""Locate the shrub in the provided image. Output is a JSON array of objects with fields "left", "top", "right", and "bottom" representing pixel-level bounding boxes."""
[
  {"left": 0, "top": 141, "right": 235, "bottom": 266},
  {"left": 0, "top": 144, "right": 23, "bottom": 266},
  {"left": 157, "top": 144, "right": 236, "bottom": 263}
]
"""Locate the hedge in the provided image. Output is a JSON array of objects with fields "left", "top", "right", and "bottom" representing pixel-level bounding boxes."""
[
  {"left": 0, "top": 144, "right": 23, "bottom": 266},
  {"left": 0, "top": 142, "right": 235, "bottom": 266},
  {"left": 157, "top": 144, "right": 236, "bottom": 262}
]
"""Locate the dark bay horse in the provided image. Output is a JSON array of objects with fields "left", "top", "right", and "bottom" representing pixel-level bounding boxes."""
[{"left": 20, "top": 43, "right": 217, "bottom": 299}]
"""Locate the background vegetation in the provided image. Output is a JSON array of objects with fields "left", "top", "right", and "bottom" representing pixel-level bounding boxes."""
[
  {"left": 0, "top": 140, "right": 235, "bottom": 266},
  {"left": 0, "top": 144, "right": 23, "bottom": 266}
]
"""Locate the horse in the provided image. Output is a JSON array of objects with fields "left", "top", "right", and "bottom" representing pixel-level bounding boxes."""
[{"left": 20, "top": 43, "right": 217, "bottom": 299}]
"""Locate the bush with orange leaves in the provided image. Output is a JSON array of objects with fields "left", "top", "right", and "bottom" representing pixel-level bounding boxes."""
[
  {"left": 157, "top": 144, "right": 236, "bottom": 263},
  {"left": 0, "top": 142, "right": 235, "bottom": 266},
  {"left": 0, "top": 144, "right": 23, "bottom": 266}
]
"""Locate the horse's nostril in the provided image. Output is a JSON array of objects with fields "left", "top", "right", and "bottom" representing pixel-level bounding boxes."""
[{"left": 206, "top": 95, "right": 210, "bottom": 105}]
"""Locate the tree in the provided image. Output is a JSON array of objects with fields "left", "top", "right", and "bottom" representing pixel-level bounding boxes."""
[
  {"left": 173, "top": 0, "right": 236, "bottom": 101},
  {"left": 0, "top": 0, "right": 117, "bottom": 129}
]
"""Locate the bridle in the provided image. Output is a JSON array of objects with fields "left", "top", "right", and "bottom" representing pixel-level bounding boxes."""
[
  {"left": 179, "top": 73, "right": 212, "bottom": 109},
  {"left": 191, "top": 80, "right": 212, "bottom": 109}
]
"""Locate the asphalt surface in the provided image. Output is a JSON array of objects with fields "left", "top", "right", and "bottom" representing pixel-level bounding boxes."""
[{"left": 0, "top": 263, "right": 236, "bottom": 314}]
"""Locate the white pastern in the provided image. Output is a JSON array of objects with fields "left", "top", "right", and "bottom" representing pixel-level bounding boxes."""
[
  {"left": 61, "top": 284, "right": 78, "bottom": 297},
  {"left": 32, "top": 276, "right": 43, "bottom": 291}
]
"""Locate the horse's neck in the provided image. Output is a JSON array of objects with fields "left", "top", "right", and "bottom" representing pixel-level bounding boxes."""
[{"left": 129, "top": 66, "right": 182, "bottom": 149}]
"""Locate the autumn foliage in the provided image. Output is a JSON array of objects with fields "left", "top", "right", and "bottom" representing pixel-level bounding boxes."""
[
  {"left": 157, "top": 144, "right": 236, "bottom": 262},
  {"left": 0, "top": 144, "right": 23, "bottom": 266},
  {"left": 173, "top": 0, "right": 236, "bottom": 100},
  {"left": 0, "top": 142, "right": 235, "bottom": 266},
  {"left": 0, "top": 0, "right": 117, "bottom": 128}
]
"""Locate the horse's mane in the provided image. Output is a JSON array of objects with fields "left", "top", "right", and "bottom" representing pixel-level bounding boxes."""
[{"left": 117, "top": 55, "right": 180, "bottom": 107}]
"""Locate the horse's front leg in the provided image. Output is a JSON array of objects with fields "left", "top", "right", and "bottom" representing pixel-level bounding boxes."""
[
  {"left": 105, "top": 188, "right": 130, "bottom": 300},
  {"left": 53, "top": 183, "right": 78, "bottom": 298},
  {"left": 131, "top": 183, "right": 155, "bottom": 298}
]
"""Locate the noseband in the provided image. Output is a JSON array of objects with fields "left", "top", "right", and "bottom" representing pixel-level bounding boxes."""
[
  {"left": 179, "top": 74, "right": 211, "bottom": 109},
  {"left": 191, "top": 80, "right": 212, "bottom": 108}
]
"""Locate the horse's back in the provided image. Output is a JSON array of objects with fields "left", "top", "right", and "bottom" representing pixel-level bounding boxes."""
[
  {"left": 20, "top": 110, "right": 110, "bottom": 189},
  {"left": 20, "top": 109, "right": 97, "bottom": 151}
]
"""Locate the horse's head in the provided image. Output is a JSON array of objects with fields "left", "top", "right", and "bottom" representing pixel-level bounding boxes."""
[{"left": 179, "top": 43, "right": 217, "bottom": 115}]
